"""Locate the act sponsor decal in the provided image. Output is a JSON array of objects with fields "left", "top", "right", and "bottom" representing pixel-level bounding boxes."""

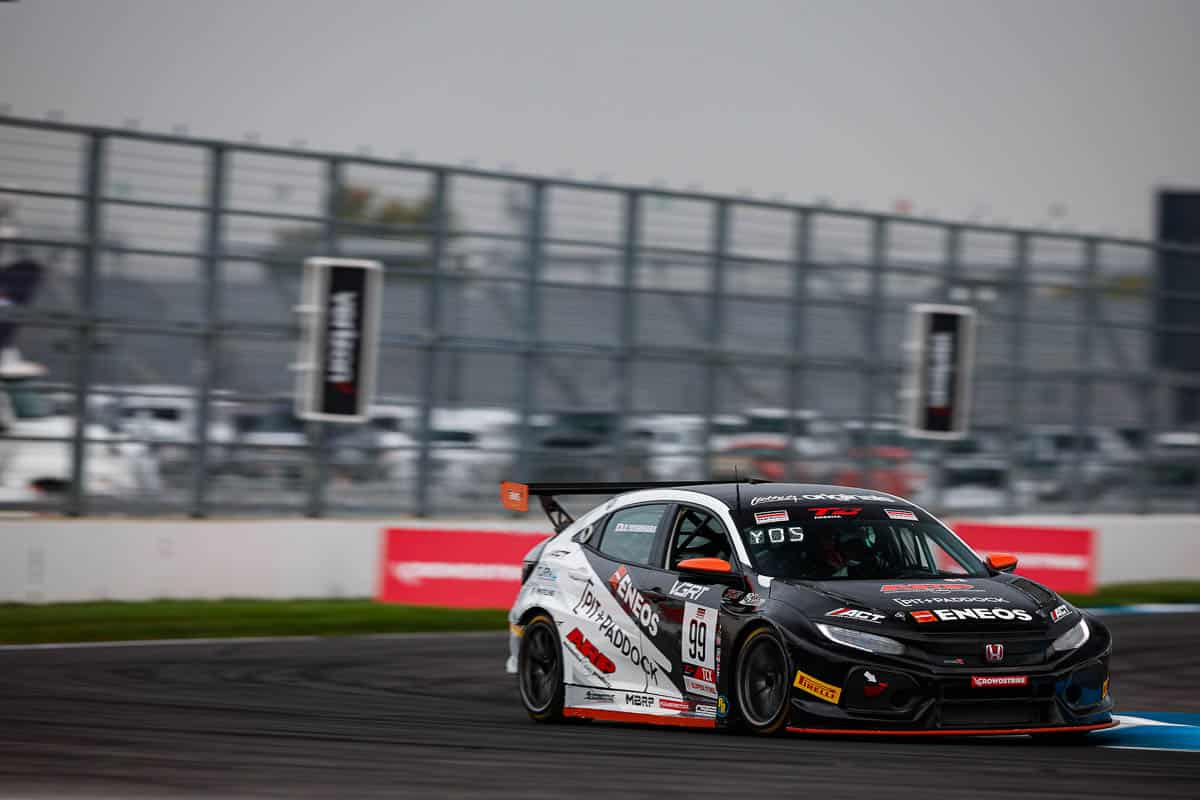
[
  {"left": 609, "top": 566, "right": 661, "bottom": 636},
  {"left": 625, "top": 693, "right": 654, "bottom": 708},
  {"left": 862, "top": 670, "right": 888, "bottom": 698},
  {"left": 669, "top": 580, "right": 707, "bottom": 601},
  {"left": 658, "top": 698, "right": 691, "bottom": 712},
  {"left": 825, "top": 607, "right": 885, "bottom": 624},
  {"left": 880, "top": 583, "right": 980, "bottom": 593},
  {"left": 809, "top": 507, "right": 861, "bottom": 519},
  {"left": 565, "top": 627, "right": 616, "bottom": 675},
  {"left": 1050, "top": 603, "right": 1074, "bottom": 623},
  {"left": 584, "top": 690, "right": 615, "bottom": 704},
  {"left": 892, "top": 596, "right": 1009, "bottom": 607},
  {"left": 753, "top": 509, "right": 790, "bottom": 524},
  {"left": 572, "top": 581, "right": 665, "bottom": 684},
  {"left": 793, "top": 669, "right": 842, "bottom": 705},
  {"left": 970, "top": 675, "right": 1028, "bottom": 689},
  {"left": 910, "top": 607, "right": 1033, "bottom": 623},
  {"left": 750, "top": 493, "right": 895, "bottom": 506},
  {"left": 884, "top": 508, "right": 918, "bottom": 521}
]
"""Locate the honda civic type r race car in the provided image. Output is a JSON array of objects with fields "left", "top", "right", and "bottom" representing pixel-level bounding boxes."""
[{"left": 501, "top": 480, "right": 1115, "bottom": 737}]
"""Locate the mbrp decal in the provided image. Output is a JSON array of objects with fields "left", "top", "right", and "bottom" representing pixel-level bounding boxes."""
[
  {"left": 793, "top": 669, "right": 842, "bottom": 704},
  {"left": 880, "top": 583, "right": 980, "bottom": 593},
  {"left": 609, "top": 565, "right": 661, "bottom": 636},
  {"left": 910, "top": 607, "right": 1033, "bottom": 623},
  {"left": 572, "top": 581, "right": 665, "bottom": 684}
]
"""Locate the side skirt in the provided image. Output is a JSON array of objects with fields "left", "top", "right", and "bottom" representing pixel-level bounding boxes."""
[
  {"left": 785, "top": 720, "right": 1118, "bottom": 737},
  {"left": 564, "top": 707, "right": 717, "bottom": 728}
]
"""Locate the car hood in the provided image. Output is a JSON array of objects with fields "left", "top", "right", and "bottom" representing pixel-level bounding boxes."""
[{"left": 769, "top": 575, "right": 1058, "bottom": 634}]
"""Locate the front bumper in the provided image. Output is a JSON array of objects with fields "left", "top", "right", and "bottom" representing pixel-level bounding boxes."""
[{"left": 782, "top": 627, "right": 1113, "bottom": 733}]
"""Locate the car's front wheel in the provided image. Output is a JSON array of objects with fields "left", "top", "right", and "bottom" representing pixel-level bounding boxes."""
[
  {"left": 734, "top": 627, "right": 791, "bottom": 735},
  {"left": 518, "top": 614, "right": 564, "bottom": 722}
]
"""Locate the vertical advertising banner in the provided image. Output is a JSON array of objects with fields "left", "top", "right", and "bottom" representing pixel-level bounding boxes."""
[
  {"left": 904, "top": 304, "right": 977, "bottom": 439},
  {"left": 295, "top": 258, "right": 382, "bottom": 422},
  {"left": 376, "top": 528, "right": 551, "bottom": 608}
]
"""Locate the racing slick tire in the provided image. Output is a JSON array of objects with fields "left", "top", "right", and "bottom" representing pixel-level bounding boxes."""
[
  {"left": 733, "top": 627, "right": 792, "bottom": 736},
  {"left": 518, "top": 614, "right": 565, "bottom": 722}
]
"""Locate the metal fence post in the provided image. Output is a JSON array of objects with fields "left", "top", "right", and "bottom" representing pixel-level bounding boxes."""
[
  {"left": 514, "top": 182, "right": 545, "bottom": 484},
  {"left": 1070, "top": 238, "right": 1098, "bottom": 513},
  {"left": 786, "top": 210, "right": 811, "bottom": 480},
  {"left": 1006, "top": 233, "right": 1031, "bottom": 507},
  {"left": 414, "top": 169, "right": 449, "bottom": 517},
  {"left": 857, "top": 218, "right": 887, "bottom": 488},
  {"left": 305, "top": 158, "right": 342, "bottom": 518},
  {"left": 701, "top": 200, "right": 730, "bottom": 479},
  {"left": 930, "top": 225, "right": 963, "bottom": 510},
  {"left": 612, "top": 191, "right": 640, "bottom": 480},
  {"left": 68, "top": 133, "right": 105, "bottom": 517},
  {"left": 190, "top": 144, "right": 225, "bottom": 517}
]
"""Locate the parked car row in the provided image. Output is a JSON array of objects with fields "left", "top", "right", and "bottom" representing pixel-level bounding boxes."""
[{"left": 2, "top": 365, "right": 1196, "bottom": 512}]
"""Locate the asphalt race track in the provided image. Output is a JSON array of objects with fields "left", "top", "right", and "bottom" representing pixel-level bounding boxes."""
[{"left": 1, "top": 615, "right": 1198, "bottom": 799}]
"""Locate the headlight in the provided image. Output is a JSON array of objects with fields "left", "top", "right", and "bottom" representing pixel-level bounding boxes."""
[
  {"left": 1050, "top": 619, "right": 1090, "bottom": 655},
  {"left": 816, "top": 623, "right": 906, "bottom": 656}
]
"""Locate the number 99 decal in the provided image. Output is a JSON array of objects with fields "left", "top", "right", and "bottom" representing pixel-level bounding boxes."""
[{"left": 682, "top": 602, "right": 716, "bottom": 672}]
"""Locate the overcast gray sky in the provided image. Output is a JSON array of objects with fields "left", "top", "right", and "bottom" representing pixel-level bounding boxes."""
[{"left": 2, "top": 0, "right": 1198, "bottom": 236}]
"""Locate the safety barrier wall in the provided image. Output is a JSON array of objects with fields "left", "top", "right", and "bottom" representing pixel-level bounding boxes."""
[{"left": 1, "top": 516, "right": 1197, "bottom": 603}]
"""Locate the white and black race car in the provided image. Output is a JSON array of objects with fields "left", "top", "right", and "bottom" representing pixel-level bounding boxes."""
[{"left": 502, "top": 480, "right": 1114, "bottom": 737}]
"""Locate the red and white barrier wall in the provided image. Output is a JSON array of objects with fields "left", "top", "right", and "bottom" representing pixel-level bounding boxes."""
[{"left": 1, "top": 514, "right": 1197, "bottom": 604}]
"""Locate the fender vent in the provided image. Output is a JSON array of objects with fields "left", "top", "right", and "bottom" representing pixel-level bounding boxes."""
[{"left": 1011, "top": 577, "right": 1056, "bottom": 606}]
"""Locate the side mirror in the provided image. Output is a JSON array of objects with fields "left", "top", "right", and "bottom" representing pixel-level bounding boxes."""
[
  {"left": 677, "top": 557, "right": 733, "bottom": 575},
  {"left": 986, "top": 552, "right": 1019, "bottom": 573}
]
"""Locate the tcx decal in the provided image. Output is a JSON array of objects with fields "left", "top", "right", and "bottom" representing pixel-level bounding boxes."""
[
  {"left": 610, "top": 566, "right": 661, "bottom": 636},
  {"left": 573, "top": 582, "right": 663, "bottom": 683},
  {"left": 911, "top": 607, "right": 1033, "bottom": 623},
  {"left": 825, "top": 607, "right": 885, "bottom": 624}
]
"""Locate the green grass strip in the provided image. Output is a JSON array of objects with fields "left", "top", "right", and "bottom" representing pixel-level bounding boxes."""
[
  {"left": 0, "top": 599, "right": 508, "bottom": 645},
  {"left": 1064, "top": 580, "right": 1200, "bottom": 608}
]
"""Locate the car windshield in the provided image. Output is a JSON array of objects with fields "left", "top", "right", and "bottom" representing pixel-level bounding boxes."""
[
  {"left": 6, "top": 385, "right": 54, "bottom": 420},
  {"left": 739, "top": 518, "right": 987, "bottom": 581}
]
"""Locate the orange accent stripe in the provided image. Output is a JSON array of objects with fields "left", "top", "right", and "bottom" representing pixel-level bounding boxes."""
[
  {"left": 564, "top": 707, "right": 716, "bottom": 729},
  {"left": 786, "top": 720, "right": 1117, "bottom": 737}
]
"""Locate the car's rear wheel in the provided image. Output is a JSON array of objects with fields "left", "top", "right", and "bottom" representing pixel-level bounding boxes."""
[
  {"left": 518, "top": 614, "right": 564, "bottom": 722},
  {"left": 735, "top": 627, "right": 791, "bottom": 735}
]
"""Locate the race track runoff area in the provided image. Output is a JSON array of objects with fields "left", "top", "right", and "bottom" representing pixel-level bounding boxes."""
[{"left": 0, "top": 614, "right": 1196, "bottom": 798}]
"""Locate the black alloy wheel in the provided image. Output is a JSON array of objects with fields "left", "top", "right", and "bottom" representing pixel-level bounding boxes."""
[
  {"left": 518, "top": 614, "right": 565, "bottom": 722},
  {"left": 735, "top": 627, "right": 791, "bottom": 735}
]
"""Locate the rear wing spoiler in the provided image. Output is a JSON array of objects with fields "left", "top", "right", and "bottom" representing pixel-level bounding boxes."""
[{"left": 499, "top": 480, "right": 761, "bottom": 533}]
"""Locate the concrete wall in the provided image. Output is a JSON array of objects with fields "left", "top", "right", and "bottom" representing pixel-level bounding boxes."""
[{"left": 1, "top": 515, "right": 1197, "bottom": 603}]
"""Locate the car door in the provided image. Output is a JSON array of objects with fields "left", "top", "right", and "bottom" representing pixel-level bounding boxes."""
[
  {"left": 643, "top": 504, "right": 743, "bottom": 704},
  {"left": 570, "top": 502, "right": 677, "bottom": 706}
]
